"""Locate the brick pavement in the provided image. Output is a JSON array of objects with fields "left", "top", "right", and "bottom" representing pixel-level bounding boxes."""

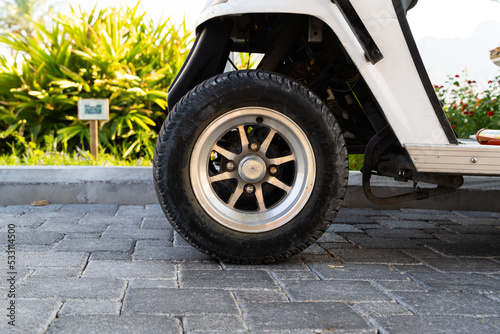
[{"left": 1, "top": 204, "right": 499, "bottom": 333}]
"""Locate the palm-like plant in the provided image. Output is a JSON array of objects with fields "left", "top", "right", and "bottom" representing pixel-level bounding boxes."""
[{"left": 0, "top": 3, "right": 192, "bottom": 159}]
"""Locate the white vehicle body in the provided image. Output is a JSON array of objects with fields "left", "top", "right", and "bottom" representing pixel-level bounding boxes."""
[{"left": 193, "top": 0, "right": 500, "bottom": 176}]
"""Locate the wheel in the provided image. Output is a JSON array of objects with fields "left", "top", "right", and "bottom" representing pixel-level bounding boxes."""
[{"left": 154, "top": 70, "right": 348, "bottom": 264}]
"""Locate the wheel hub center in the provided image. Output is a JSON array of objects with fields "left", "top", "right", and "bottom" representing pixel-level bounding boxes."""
[{"left": 238, "top": 155, "right": 267, "bottom": 183}]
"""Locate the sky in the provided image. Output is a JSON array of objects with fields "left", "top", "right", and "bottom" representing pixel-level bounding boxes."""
[{"left": 44, "top": 0, "right": 500, "bottom": 84}]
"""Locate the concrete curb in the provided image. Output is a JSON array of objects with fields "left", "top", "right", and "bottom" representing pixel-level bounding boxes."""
[{"left": 1, "top": 166, "right": 500, "bottom": 211}]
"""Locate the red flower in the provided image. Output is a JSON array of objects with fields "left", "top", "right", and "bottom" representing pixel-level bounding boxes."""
[
  {"left": 455, "top": 75, "right": 460, "bottom": 78},
  {"left": 462, "top": 111, "right": 468, "bottom": 115},
  {"left": 489, "top": 80, "right": 493, "bottom": 84},
  {"left": 489, "top": 111, "right": 495, "bottom": 117},
  {"left": 469, "top": 112, "right": 474, "bottom": 117},
  {"left": 451, "top": 125, "right": 457, "bottom": 129}
]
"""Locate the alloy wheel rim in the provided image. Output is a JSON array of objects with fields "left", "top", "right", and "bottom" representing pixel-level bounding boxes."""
[{"left": 190, "top": 107, "right": 316, "bottom": 233}]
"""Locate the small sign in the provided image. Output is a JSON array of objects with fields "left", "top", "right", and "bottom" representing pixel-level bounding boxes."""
[{"left": 78, "top": 99, "right": 109, "bottom": 121}]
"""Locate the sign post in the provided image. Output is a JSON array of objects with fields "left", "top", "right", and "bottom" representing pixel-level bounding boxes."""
[{"left": 78, "top": 99, "right": 110, "bottom": 159}]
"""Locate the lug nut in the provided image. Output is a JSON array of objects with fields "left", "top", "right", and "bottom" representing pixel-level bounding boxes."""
[
  {"left": 269, "top": 165, "right": 278, "bottom": 176},
  {"left": 244, "top": 184, "right": 256, "bottom": 195},
  {"left": 225, "top": 161, "right": 235, "bottom": 171},
  {"left": 249, "top": 141, "right": 260, "bottom": 152}
]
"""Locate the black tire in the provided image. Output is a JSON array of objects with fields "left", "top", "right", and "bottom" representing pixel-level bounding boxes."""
[{"left": 153, "top": 70, "right": 348, "bottom": 264}]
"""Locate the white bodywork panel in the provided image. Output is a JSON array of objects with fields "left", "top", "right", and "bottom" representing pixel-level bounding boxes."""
[
  {"left": 197, "top": 0, "right": 500, "bottom": 175},
  {"left": 198, "top": 0, "right": 449, "bottom": 146}
]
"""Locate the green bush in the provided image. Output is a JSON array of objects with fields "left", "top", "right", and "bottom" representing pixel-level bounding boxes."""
[
  {"left": 0, "top": 3, "right": 192, "bottom": 160},
  {"left": 435, "top": 73, "right": 500, "bottom": 138}
]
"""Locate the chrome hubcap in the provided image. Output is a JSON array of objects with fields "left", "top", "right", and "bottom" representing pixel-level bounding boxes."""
[{"left": 238, "top": 155, "right": 266, "bottom": 183}]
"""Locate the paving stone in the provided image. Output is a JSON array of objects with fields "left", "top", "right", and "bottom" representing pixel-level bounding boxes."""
[
  {"left": 78, "top": 216, "right": 143, "bottom": 227},
  {"left": 0, "top": 299, "right": 61, "bottom": 333},
  {"left": 13, "top": 244, "right": 54, "bottom": 252},
  {"left": 128, "top": 279, "right": 178, "bottom": 289},
  {"left": 282, "top": 280, "right": 392, "bottom": 302},
  {"left": 234, "top": 290, "right": 290, "bottom": 303},
  {"left": 59, "top": 300, "right": 121, "bottom": 315},
  {"left": 487, "top": 293, "right": 500, "bottom": 302},
  {"left": 392, "top": 264, "right": 437, "bottom": 274},
  {"left": 21, "top": 204, "right": 64, "bottom": 217},
  {"left": 296, "top": 253, "right": 342, "bottom": 264},
  {"left": 385, "top": 211, "right": 453, "bottom": 221},
  {"left": 441, "top": 224, "right": 500, "bottom": 234},
  {"left": 433, "top": 233, "right": 499, "bottom": 245},
  {"left": 145, "top": 204, "right": 163, "bottom": 212},
  {"left": 354, "top": 223, "right": 385, "bottom": 230},
  {"left": 453, "top": 210, "right": 500, "bottom": 219},
  {"left": 64, "top": 233, "right": 102, "bottom": 239},
  {"left": 272, "top": 271, "right": 320, "bottom": 281},
  {"left": 448, "top": 217, "right": 500, "bottom": 226},
  {"left": 389, "top": 291, "right": 500, "bottom": 316},
  {"left": 47, "top": 315, "right": 182, "bottom": 334},
  {"left": 115, "top": 205, "right": 162, "bottom": 218},
  {"left": 0, "top": 269, "right": 31, "bottom": 288},
  {"left": 406, "top": 272, "right": 500, "bottom": 293},
  {"left": 422, "top": 258, "right": 500, "bottom": 273},
  {"left": 179, "top": 262, "right": 223, "bottom": 271},
  {"left": 327, "top": 224, "right": 364, "bottom": 233},
  {"left": 221, "top": 257, "right": 309, "bottom": 271},
  {"left": 184, "top": 315, "right": 248, "bottom": 332},
  {"left": 243, "top": 302, "right": 374, "bottom": 332},
  {"left": 59, "top": 204, "right": 118, "bottom": 215},
  {"left": 364, "top": 229, "right": 431, "bottom": 239},
  {"left": 333, "top": 215, "right": 376, "bottom": 224},
  {"left": 337, "top": 208, "right": 380, "bottom": 216},
  {"left": 141, "top": 217, "right": 172, "bottom": 230},
  {"left": 101, "top": 226, "right": 172, "bottom": 240},
  {"left": 9, "top": 251, "right": 88, "bottom": 268},
  {"left": 320, "top": 242, "right": 357, "bottom": 250},
  {"left": 123, "top": 288, "right": 239, "bottom": 315},
  {"left": 353, "top": 302, "right": 412, "bottom": 317},
  {"left": 32, "top": 268, "right": 81, "bottom": 278},
  {"left": 302, "top": 243, "right": 329, "bottom": 255},
  {"left": 180, "top": 270, "right": 279, "bottom": 290},
  {"left": 38, "top": 221, "right": 106, "bottom": 233},
  {"left": 0, "top": 204, "right": 31, "bottom": 215},
  {"left": 376, "top": 220, "right": 440, "bottom": 229},
  {"left": 400, "top": 208, "right": 459, "bottom": 216},
  {"left": 89, "top": 251, "right": 132, "bottom": 261},
  {"left": 425, "top": 243, "right": 500, "bottom": 257},
  {"left": 0, "top": 231, "right": 64, "bottom": 245},
  {"left": 310, "top": 263, "right": 408, "bottom": 281},
  {"left": 0, "top": 216, "right": 45, "bottom": 228},
  {"left": 373, "top": 280, "right": 427, "bottom": 292},
  {"left": 133, "top": 243, "right": 212, "bottom": 262},
  {"left": 371, "top": 315, "right": 500, "bottom": 334},
  {"left": 339, "top": 234, "right": 421, "bottom": 249},
  {"left": 401, "top": 249, "right": 447, "bottom": 259},
  {"left": 328, "top": 249, "right": 420, "bottom": 264},
  {"left": 17, "top": 277, "right": 126, "bottom": 299},
  {"left": 83, "top": 261, "right": 176, "bottom": 279},
  {"left": 54, "top": 239, "right": 135, "bottom": 253}
]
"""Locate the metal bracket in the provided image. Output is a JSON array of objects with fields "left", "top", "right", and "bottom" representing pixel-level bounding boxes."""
[
  {"left": 332, "top": 0, "right": 384, "bottom": 64},
  {"left": 362, "top": 126, "right": 458, "bottom": 205},
  {"left": 308, "top": 17, "right": 323, "bottom": 43}
]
